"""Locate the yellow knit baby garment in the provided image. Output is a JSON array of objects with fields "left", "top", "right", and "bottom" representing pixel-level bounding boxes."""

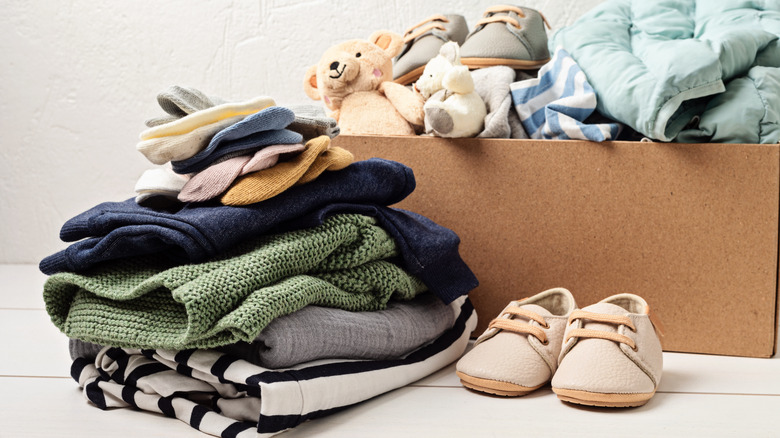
[
  {"left": 295, "top": 146, "right": 354, "bottom": 185},
  {"left": 221, "top": 135, "right": 337, "bottom": 206}
]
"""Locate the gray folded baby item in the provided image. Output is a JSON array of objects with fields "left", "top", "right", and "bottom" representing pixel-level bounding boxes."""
[
  {"left": 472, "top": 66, "right": 529, "bottom": 139},
  {"left": 286, "top": 104, "right": 340, "bottom": 140},
  {"left": 220, "top": 292, "right": 454, "bottom": 368},
  {"left": 145, "top": 85, "right": 226, "bottom": 127},
  {"left": 69, "top": 338, "right": 103, "bottom": 360}
]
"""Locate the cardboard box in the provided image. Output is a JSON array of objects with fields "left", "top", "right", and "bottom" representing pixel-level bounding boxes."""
[{"left": 333, "top": 135, "right": 779, "bottom": 358}]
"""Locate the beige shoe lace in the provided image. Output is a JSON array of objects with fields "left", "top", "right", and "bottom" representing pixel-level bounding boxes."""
[
  {"left": 475, "top": 5, "right": 551, "bottom": 30},
  {"left": 488, "top": 305, "right": 550, "bottom": 344},
  {"left": 564, "top": 310, "right": 638, "bottom": 351},
  {"left": 403, "top": 14, "right": 450, "bottom": 44}
]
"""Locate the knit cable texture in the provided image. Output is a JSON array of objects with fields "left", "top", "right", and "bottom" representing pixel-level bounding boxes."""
[{"left": 43, "top": 214, "right": 427, "bottom": 350}]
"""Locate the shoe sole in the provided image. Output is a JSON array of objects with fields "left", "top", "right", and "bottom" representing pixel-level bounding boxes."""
[
  {"left": 394, "top": 66, "right": 426, "bottom": 86},
  {"left": 456, "top": 371, "right": 544, "bottom": 397},
  {"left": 394, "top": 56, "right": 551, "bottom": 86},
  {"left": 552, "top": 387, "right": 656, "bottom": 408},
  {"left": 460, "top": 57, "right": 550, "bottom": 70}
]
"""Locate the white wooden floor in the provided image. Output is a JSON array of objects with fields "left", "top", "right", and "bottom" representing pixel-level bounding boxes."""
[{"left": 1, "top": 264, "right": 778, "bottom": 437}]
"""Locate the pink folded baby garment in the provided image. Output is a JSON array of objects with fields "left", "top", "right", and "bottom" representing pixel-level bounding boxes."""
[{"left": 177, "top": 143, "right": 305, "bottom": 203}]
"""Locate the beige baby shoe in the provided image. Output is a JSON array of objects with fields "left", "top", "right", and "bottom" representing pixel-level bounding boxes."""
[
  {"left": 551, "top": 293, "right": 663, "bottom": 407},
  {"left": 456, "top": 287, "right": 577, "bottom": 396}
]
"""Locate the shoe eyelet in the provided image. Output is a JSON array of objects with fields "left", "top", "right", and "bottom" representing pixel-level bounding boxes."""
[
  {"left": 632, "top": 345, "right": 639, "bottom": 352},
  {"left": 541, "top": 338, "right": 549, "bottom": 345}
]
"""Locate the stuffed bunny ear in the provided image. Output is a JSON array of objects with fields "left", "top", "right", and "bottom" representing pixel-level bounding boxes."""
[
  {"left": 303, "top": 65, "right": 320, "bottom": 101},
  {"left": 368, "top": 30, "right": 404, "bottom": 57},
  {"left": 439, "top": 41, "right": 460, "bottom": 65}
]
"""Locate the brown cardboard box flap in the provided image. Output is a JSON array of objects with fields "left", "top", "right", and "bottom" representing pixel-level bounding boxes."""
[{"left": 334, "top": 135, "right": 779, "bottom": 358}]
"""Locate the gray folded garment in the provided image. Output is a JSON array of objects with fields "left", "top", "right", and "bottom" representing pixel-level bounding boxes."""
[
  {"left": 286, "top": 104, "right": 340, "bottom": 140},
  {"left": 69, "top": 338, "right": 103, "bottom": 361},
  {"left": 472, "top": 66, "right": 529, "bottom": 139},
  {"left": 221, "top": 292, "right": 455, "bottom": 368},
  {"left": 69, "top": 293, "right": 455, "bottom": 368},
  {"left": 145, "top": 85, "right": 227, "bottom": 127}
]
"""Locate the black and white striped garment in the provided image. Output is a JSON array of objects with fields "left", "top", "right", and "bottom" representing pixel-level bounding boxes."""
[{"left": 70, "top": 297, "right": 476, "bottom": 437}]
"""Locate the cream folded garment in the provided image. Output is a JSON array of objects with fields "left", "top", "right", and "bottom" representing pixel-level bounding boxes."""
[
  {"left": 140, "top": 95, "right": 275, "bottom": 140},
  {"left": 134, "top": 167, "right": 190, "bottom": 205},
  {"left": 137, "top": 116, "right": 245, "bottom": 165}
]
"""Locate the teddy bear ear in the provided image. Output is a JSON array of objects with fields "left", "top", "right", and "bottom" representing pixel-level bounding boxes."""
[
  {"left": 302, "top": 65, "right": 321, "bottom": 101},
  {"left": 368, "top": 30, "right": 404, "bottom": 57}
]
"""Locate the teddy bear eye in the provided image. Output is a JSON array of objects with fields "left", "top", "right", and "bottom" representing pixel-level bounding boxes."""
[{"left": 355, "top": 52, "right": 362, "bottom": 58}]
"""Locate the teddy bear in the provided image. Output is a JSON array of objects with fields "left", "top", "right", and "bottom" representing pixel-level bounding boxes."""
[
  {"left": 414, "top": 42, "right": 487, "bottom": 138},
  {"left": 303, "top": 31, "right": 424, "bottom": 136}
]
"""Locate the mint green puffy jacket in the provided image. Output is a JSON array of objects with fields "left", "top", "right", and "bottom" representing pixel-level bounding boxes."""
[{"left": 551, "top": 0, "right": 780, "bottom": 144}]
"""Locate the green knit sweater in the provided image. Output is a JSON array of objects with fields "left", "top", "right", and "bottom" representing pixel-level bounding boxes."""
[{"left": 43, "top": 214, "right": 427, "bottom": 350}]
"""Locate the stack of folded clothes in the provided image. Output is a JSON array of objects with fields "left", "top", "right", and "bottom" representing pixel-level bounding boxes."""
[
  {"left": 39, "top": 88, "right": 479, "bottom": 437},
  {"left": 133, "top": 85, "right": 347, "bottom": 206}
]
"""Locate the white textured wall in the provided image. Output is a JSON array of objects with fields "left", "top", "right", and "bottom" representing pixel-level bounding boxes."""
[{"left": 0, "top": 0, "right": 603, "bottom": 263}]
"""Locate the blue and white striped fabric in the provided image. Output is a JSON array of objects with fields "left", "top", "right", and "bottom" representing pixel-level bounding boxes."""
[
  {"left": 510, "top": 47, "right": 622, "bottom": 141},
  {"left": 69, "top": 297, "right": 476, "bottom": 437}
]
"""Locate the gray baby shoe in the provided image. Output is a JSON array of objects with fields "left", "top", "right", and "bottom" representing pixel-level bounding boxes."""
[
  {"left": 460, "top": 5, "right": 550, "bottom": 70},
  {"left": 393, "top": 14, "right": 469, "bottom": 85}
]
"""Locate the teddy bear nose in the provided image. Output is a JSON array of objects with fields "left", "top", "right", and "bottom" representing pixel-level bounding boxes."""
[{"left": 330, "top": 61, "right": 339, "bottom": 71}]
